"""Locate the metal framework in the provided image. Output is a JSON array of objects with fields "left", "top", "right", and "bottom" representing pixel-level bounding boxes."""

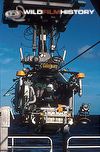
[{"left": 13, "top": 0, "right": 74, "bottom": 7}]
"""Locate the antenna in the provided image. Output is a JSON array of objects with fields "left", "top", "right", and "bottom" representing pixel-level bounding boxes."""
[
  {"left": 62, "top": 49, "right": 67, "bottom": 61},
  {"left": 19, "top": 47, "right": 24, "bottom": 61}
]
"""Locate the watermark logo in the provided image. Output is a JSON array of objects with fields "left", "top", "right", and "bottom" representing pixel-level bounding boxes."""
[
  {"left": 23, "top": 9, "right": 95, "bottom": 15},
  {"left": 5, "top": 5, "right": 95, "bottom": 22}
]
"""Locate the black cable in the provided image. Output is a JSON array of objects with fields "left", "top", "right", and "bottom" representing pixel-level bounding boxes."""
[{"left": 59, "top": 40, "right": 100, "bottom": 70}]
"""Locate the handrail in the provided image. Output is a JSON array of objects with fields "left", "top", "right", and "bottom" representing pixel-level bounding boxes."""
[
  {"left": 8, "top": 136, "right": 53, "bottom": 152},
  {"left": 67, "top": 136, "right": 100, "bottom": 150}
]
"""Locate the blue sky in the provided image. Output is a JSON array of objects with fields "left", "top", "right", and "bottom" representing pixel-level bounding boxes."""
[{"left": 0, "top": 0, "right": 100, "bottom": 114}]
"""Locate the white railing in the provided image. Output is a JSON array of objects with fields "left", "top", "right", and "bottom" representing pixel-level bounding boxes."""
[
  {"left": 8, "top": 136, "right": 53, "bottom": 152},
  {"left": 67, "top": 136, "right": 100, "bottom": 150}
]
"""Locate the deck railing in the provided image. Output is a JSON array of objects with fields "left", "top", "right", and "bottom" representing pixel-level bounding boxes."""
[
  {"left": 8, "top": 136, "right": 53, "bottom": 152},
  {"left": 67, "top": 136, "right": 100, "bottom": 151}
]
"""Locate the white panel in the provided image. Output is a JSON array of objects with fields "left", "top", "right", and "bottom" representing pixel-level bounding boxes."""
[{"left": 0, "top": 106, "right": 10, "bottom": 127}]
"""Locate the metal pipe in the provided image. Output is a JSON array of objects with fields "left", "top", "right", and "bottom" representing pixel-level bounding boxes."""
[
  {"left": 33, "top": 26, "right": 37, "bottom": 55},
  {"left": 13, "top": 0, "right": 74, "bottom": 8},
  {"left": 41, "top": 26, "right": 44, "bottom": 53},
  {"left": 19, "top": 48, "right": 24, "bottom": 61},
  {"left": 63, "top": 49, "right": 67, "bottom": 61},
  {"left": 11, "top": 137, "right": 14, "bottom": 152},
  {"left": 79, "top": 78, "right": 82, "bottom": 96},
  {"left": 72, "top": 89, "right": 75, "bottom": 117}
]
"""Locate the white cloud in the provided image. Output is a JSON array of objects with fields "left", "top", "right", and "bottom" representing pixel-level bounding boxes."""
[
  {"left": 0, "top": 47, "right": 10, "bottom": 52},
  {"left": 0, "top": 47, "right": 15, "bottom": 64},
  {"left": 0, "top": 52, "right": 4, "bottom": 57},
  {"left": 0, "top": 57, "right": 14, "bottom": 64},
  {"left": 78, "top": 45, "right": 95, "bottom": 58},
  {"left": 78, "top": 44, "right": 100, "bottom": 59},
  {"left": 3, "top": 58, "right": 13, "bottom": 64}
]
